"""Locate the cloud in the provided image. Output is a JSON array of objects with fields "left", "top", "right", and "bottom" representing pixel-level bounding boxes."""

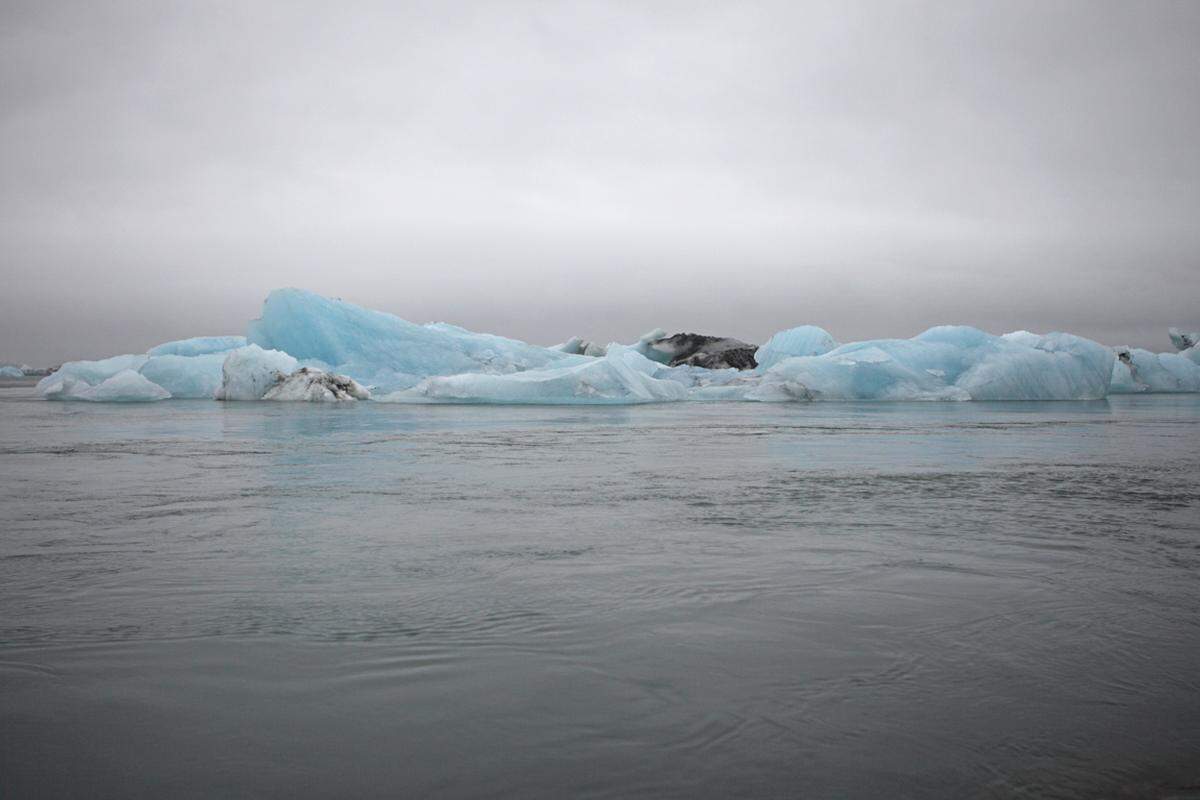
[{"left": 2, "top": 0, "right": 1198, "bottom": 363}]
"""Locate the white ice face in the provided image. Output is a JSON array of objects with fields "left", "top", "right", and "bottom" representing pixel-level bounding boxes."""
[{"left": 214, "top": 345, "right": 299, "bottom": 401}]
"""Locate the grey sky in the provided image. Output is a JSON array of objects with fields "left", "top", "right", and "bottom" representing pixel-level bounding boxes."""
[{"left": 2, "top": 0, "right": 1198, "bottom": 364}]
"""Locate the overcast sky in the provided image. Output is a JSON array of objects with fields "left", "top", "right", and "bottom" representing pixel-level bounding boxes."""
[{"left": 2, "top": 0, "right": 1198, "bottom": 364}]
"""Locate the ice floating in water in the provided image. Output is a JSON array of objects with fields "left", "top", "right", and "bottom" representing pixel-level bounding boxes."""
[
  {"left": 40, "top": 369, "right": 171, "bottom": 402},
  {"left": 380, "top": 345, "right": 686, "bottom": 404},
  {"left": 262, "top": 367, "right": 371, "bottom": 402},
  {"left": 1110, "top": 347, "right": 1200, "bottom": 393},
  {"left": 753, "top": 326, "right": 838, "bottom": 371},
  {"left": 34, "top": 288, "right": 1199, "bottom": 403},
  {"left": 1168, "top": 328, "right": 1199, "bottom": 353},
  {"left": 0, "top": 365, "right": 24, "bottom": 378},
  {"left": 247, "top": 288, "right": 579, "bottom": 391},
  {"left": 747, "top": 326, "right": 1114, "bottom": 402},
  {"left": 214, "top": 345, "right": 299, "bottom": 401}
]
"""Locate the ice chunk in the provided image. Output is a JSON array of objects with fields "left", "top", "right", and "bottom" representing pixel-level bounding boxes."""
[
  {"left": 640, "top": 333, "right": 759, "bottom": 370},
  {"left": 37, "top": 354, "right": 148, "bottom": 396},
  {"left": 246, "top": 288, "right": 579, "bottom": 389},
  {"left": 754, "top": 325, "right": 838, "bottom": 370},
  {"left": 138, "top": 353, "right": 227, "bottom": 399},
  {"left": 1168, "top": 328, "right": 1199, "bottom": 353},
  {"left": 380, "top": 345, "right": 687, "bottom": 404},
  {"left": 261, "top": 368, "right": 371, "bottom": 402},
  {"left": 1109, "top": 346, "right": 1200, "bottom": 393},
  {"left": 214, "top": 345, "right": 300, "bottom": 401},
  {"left": 630, "top": 328, "right": 670, "bottom": 362},
  {"left": 0, "top": 365, "right": 23, "bottom": 378},
  {"left": 56, "top": 370, "right": 171, "bottom": 402},
  {"left": 147, "top": 335, "right": 247, "bottom": 357},
  {"left": 551, "top": 336, "right": 608, "bottom": 357},
  {"left": 749, "top": 326, "right": 1113, "bottom": 401}
]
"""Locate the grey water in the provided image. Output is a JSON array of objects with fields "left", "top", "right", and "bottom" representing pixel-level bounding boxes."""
[{"left": 2, "top": 382, "right": 1199, "bottom": 799}]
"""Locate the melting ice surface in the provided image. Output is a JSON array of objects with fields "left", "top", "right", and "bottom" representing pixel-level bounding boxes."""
[{"left": 35, "top": 287, "right": 1200, "bottom": 403}]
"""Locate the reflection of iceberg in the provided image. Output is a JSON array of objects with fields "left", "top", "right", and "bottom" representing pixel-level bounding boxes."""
[{"left": 33, "top": 288, "right": 1199, "bottom": 403}]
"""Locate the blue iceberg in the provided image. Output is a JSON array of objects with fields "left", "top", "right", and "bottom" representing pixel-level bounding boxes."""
[
  {"left": 34, "top": 287, "right": 1196, "bottom": 404},
  {"left": 747, "top": 327, "right": 1114, "bottom": 402}
]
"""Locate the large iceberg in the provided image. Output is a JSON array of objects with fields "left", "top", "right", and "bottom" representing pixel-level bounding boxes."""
[
  {"left": 33, "top": 287, "right": 1199, "bottom": 404},
  {"left": 246, "top": 288, "right": 581, "bottom": 391},
  {"left": 747, "top": 327, "right": 1114, "bottom": 402}
]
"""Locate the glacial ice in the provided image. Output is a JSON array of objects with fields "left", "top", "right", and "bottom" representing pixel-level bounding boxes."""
[
  {"left": 1110, "top": 347, "right": 1200, "bottom": 393},
  {"left": 753, "top": 326, "right": 839, "bottom": 371},
  {"left": 0, "top": 366, "right": 24, "bottom": 378},
  {"left": 147, "top": 336, "right": 247, "bottom": 358},
  {"left": 39, "top": 369, "right": 171, "bottom": 402},
  {"left": 262, "top": 368, "right": 371, "bottom": 402},
  {"left": 32, "top": 287, "right": 1198, "bottom": 404},
  {"left": 379, "top": 345, "right": 687, "bottom": 404},
  {"left": 246, "top": 288, "right": 580, "bottom": 391},
  {"left": 748, "top": 326, "right": 1114, "bottom": 402},
  {"left": 551, "top": 336, "right": 608, "bottom": 357},
  {"left": 214, "top": 345, "right": 300, "bottom": 401},
  {"left": 139, "top": 353, "right": 227, "bottom": 399},
  {"left": 1168, "top": 328, "right": 1199, "bottom": 353}
]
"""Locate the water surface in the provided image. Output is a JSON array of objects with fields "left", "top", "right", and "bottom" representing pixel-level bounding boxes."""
[{"left": 2, "top": 385, "right": 1199, "bottom": 798}]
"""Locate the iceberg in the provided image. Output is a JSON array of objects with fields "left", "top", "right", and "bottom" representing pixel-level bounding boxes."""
[
  {"left": 380, "top": 344, "right": 687, "bottom": 404},
  {"left": 34, "top": 287, "right": 1196, "bottom": 404},
  {"left": 754, "top": 325, "right": 839, "bottom": 371},
  {"left": 1110, "top": 347, "right": 1200, "bottom": 393},
  {"left": 1168, "top": 328, "right": 1198, "bottom": 353},
  {"left": 0, "top": 365, "right": 24, "bottom": 378},
  {"left": 214, "top": 345, "right": 300, "bottom": 401},
  {"left": 748, "top": 326, "right": 1114, "bottom": 402},
  {"left": 246, "top": 288, "right": 580, "bottom": 391},
  {"left": 39, "top": 369, "right": 171, "bottom": 402}
]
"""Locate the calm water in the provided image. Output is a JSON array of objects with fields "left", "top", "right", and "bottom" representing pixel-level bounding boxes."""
[{"left": 2, "top": 382, "right": 1199, "bottom": 799}]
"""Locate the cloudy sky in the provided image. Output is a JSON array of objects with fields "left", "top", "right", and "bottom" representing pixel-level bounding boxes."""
[{"left": 2, "top": 0, "right": 1197, "bottom": 364}]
